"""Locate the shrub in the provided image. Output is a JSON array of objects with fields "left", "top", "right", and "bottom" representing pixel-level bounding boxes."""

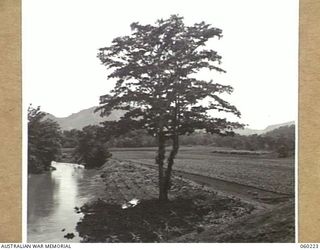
[{"left": 73, "top": 125, "right": 112, "bottom": 168}]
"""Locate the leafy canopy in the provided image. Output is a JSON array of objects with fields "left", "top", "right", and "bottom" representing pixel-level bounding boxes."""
[
  {"left": 96, "top": 15, "right": 243, "bottom": 138},
  {"left": 73, "top": 125, "right": 112, "bottom": 169},
  {"left": 28, "top": 105, "right": 62, "bottom": 173}
]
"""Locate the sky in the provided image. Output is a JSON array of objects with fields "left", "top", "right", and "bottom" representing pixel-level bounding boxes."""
[{"left": 23, "top": 0, "right": 299, "bottom": 130}]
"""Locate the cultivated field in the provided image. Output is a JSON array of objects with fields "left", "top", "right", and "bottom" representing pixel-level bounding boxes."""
[
  {"left": 75, "top": 157, "right": 294, "bottom": 242},
  {"left": 110, "top": 146, "right": 295, "bottom": 195},
  {"left": 76, "top": 159, "right": 255, "bottom": 242}
]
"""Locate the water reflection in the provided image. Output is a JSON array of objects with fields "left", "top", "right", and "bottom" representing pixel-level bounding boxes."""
[{"left": 27, "top": 162, "right": 103, "bottom": 243}]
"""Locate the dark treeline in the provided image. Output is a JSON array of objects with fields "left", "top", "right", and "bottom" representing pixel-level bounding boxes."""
[
  {"left": 61, "top": 124, "right": 295, "bottom": 158},
  {"left": 28, "top": 106, "right": 62, "bottom": 173},
  {"left": 28, "top": 107, "right": 112, "bottom": 173},
  {"left": 61, "top": 128, "right": 156, "bottom": 148},
  {"left": 181, "top": 125, "right": 295, "bottom": 155},
  {"left": 59, "top": 125, "right": 112, "bottom": 168},
  {"left": 30, "top": 119, "right": 294, "bottom": 174}
]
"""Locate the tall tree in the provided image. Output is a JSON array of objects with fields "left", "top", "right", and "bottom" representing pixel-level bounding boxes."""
[
  {"left": 96, "top": 15, "right": 243, "bottom": 201},
  {"left": 28, "top": 105, "right": 62, "bottom": 173}
]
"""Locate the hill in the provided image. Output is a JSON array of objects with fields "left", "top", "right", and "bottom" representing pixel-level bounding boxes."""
[
  {"left": 46, "top": 106, "right": 295, "bottom": 134},
  {"left": 235, "top": 121, "right": 295, "bottom": 136},
  {"left": 263, "top": 124, "right": 295, "bottom": 138},
  {"left": 45, "top": 107, "right": 125, "bottom": 130}
]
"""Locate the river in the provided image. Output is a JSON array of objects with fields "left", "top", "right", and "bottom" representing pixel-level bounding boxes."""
[{"left": 27, "top": 162, "right": 104, "bottom": 243}]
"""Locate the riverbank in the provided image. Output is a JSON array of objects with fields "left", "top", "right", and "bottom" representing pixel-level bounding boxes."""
[
  {"left": 75, "top": 159, "right": 294, "bottom": 242},
  {"left": 27, "top": 162, "right": 106, "bottom": 243},
  {"left": 172, "top": 200, "right": 295, "bottom": 242}
]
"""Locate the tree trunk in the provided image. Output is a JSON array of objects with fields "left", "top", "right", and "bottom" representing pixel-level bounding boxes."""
[
  {"left": 164, "top": 133, "right": 179, "bottom": 196},
  {"left": 161, "top": 94, "right": 180, "bottom": 201},
  {"left": 157, "top": 132, "right": 167, "bottom": 202}
]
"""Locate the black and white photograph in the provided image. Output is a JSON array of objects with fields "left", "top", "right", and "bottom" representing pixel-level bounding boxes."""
[{"left": 24, "top": 0, "right": 298, "bottom": 243}]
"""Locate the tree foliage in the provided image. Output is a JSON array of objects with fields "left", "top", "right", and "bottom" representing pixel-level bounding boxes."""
[
  {"left": 61, "top": 129, "right": 83, "bottom": 148},
  {"left": 106, "top": 129, "right": 157, "bottom": 148},
  {"left": 96, "top": 15, "right": 243, "bottom": 201},
  {"left": 73, "top": 125, "right": 112, "bottom": 169},
  {"left": 28, "top": 105, "right": 62, "bottom": 173}
]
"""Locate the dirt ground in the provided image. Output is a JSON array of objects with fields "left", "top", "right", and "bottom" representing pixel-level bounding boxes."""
[
  {"left": 75, "top": 159, "right": 295, "bottom": 243},
  {"left": 172, "top": 200, "right": 295, "bottom": 243}
]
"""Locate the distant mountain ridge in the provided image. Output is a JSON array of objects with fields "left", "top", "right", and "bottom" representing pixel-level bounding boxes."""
[
  {"left": 45, "top": 107, "right": 125, "bottom": 131},
  {"left": 45, "top": 106, "right": 295, "bottom": 134},
  {"left": 235, "top": 121, "right": 295, "bottom": 136}
]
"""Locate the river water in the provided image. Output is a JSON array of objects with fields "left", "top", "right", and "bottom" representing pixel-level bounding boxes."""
[{"left": 27, "top": 162, "right": 104, "bottom": 243}]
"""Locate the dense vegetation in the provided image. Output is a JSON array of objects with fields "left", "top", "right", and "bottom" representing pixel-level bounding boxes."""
[
  {"left": 60, "top": 124, "right": 295, "bottom": 159},
  {"left": 28, "top": 106, "right": 62, "bottom": 173},
  {"left": 28, "top": 108, "right": 112, "bottom": 172},
  {"left": 180, "top": 125, "right": 295, "bottom": 157},
  {"left": 73, "top": 125, "right": 112, "bottom": 169}
]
